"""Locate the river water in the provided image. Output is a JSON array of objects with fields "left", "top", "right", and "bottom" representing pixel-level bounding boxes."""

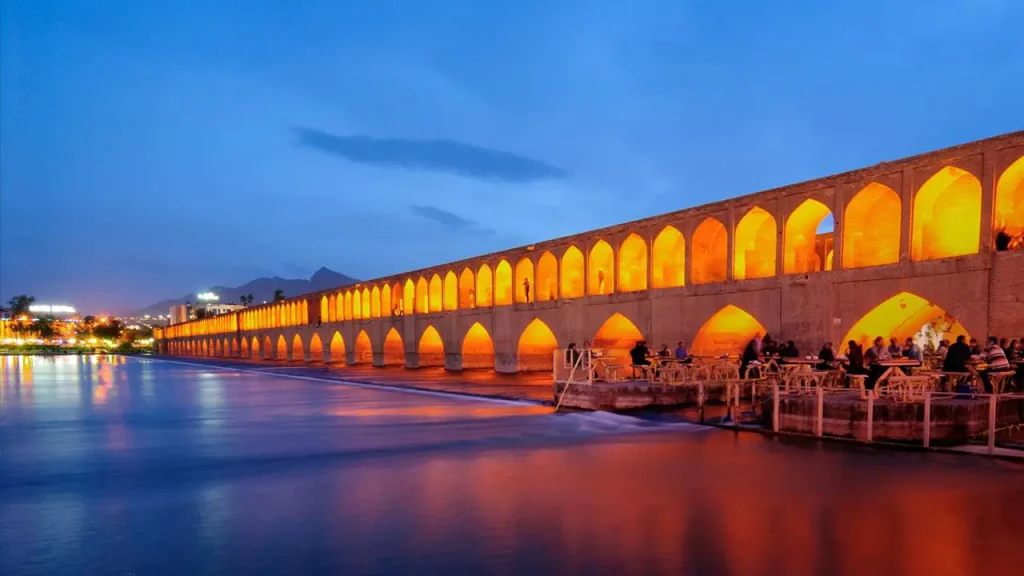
[{"left": 2, "top": 355, "right": 1022, "bottom": 575}]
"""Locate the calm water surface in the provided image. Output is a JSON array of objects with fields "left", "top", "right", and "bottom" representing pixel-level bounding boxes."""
[{"left": 2, "top": 355, "right": 1022, "bottom": 575}]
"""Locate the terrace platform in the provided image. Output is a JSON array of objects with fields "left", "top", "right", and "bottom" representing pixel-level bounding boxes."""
[{"left": 553, "top": 379, "right": 734, "bottom": 411}]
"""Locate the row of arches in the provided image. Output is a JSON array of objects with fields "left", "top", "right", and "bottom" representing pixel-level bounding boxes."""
[
  {"left": 168, "top": 291, "right": 969, "bottom": 370},
  {"left": 239, "top": 300, "right": 308, "bottom": 331}
]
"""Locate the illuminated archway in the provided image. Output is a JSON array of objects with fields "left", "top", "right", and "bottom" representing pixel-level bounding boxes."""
[
  {"left": 691, "top": 217, "right": 728, "bottom": 284},
  {"left": 536, "top": 251, "right": 558, "bottom": 301},
  {"left": 515, "top": 258, "right": 535, "bottom": 303},
  {"left": 593, "top": 313, "right": 644, "bottom": 359},
  {"left": 495, "top": 260, "right": 513, "bottom": 305},
  {"left": 344, "top": 291, "right": 353, "bottom": 321},
  {"left": 784, "top": 199, "right": 833, "bottom": 274},
  {"left": 416, "top": 277, "right": 429, "bottom": 314},
  {"left": 213, "top": 339, "right": 220, "bottom": 356},
  {"left": 461, "top": 323, "right": 495, "bottom": 369},
  {"left": 352, "top": 289, "right": 362, "bottom": 319},
  {"left": 276, "top": 335, "right": 288, "bottom": 360},
  {"left": 381, "top": 285, "right": 392, "bottom": 317},
  {"left": 995, "top": 156, "right": 1024, "bottom": 238},
  {"left": 734, "top": 207, "right": 777, "bottom": 280},
  {"left": 443, "top": 271, "right": 458, "bottom": 311},
  {"left": 354, "top": 330, "right": 373, "bottom": 364},
  {"left": 517, "top": 318, "right": 559, "bottom": 372},
  {"left": 241, "top": 337, "right": 250, "bottom": 358},
  {"left": 429, "top": 274, "right": 443, "bottom": 312},
  {"left": 302, "top": 301, "right": 308, "bottom": 325},
  {"left": 291, "top": 334, "right": 304, "bottom": 362},
  {"left": 335, "top": 292, "right": 344, "bottom": 321},
  {"left": 843, "top": 183, "right": 900, "bottom": 269},
  {"left": 652, "top": 225, "right": 685, "bottom": 288},
  {"left": 459, "top": 268, "right": 475, "bottom": 309},
  {"left": 361, "top": 288, "right": 370, "bottom": 318},
  {"left": 329, "top": 332, "right": 346, "bottom": 363},
  {"left": 477, "top": 264, "right": 493, "bottom": 307},
  {"left": 322, "top": 295, "right": 331, "bottom": 323},
  {"left": 843, "top": 292, "right": 969, "bottom": 351},
  {"left": 392, "top": 283, "right": 402, "bottom": 314},
  {"left": 561, "top": 245, "right": 585, "bottom": 298},
  {"left": 417, "top": 326, "right": 445, "bottom": 367},
  {"left": 912, "top": 166, "right": 981, "bottom": 261},
  {"left": 403, "top": 279, "right": 415, "bottom": 314},
  {"left": 251, "top": 337, "right": 261, "bottom": 359},
  {"left": 618, "top": 233, "right": 648, "bottom": 292},
  {"left": 263, "top": 336, "right": 272, "bottom": 359},
  {"left": 309, "top": 333, "right": 323, "bottom": 362},
  {"left": 383, "top": 327, "right": 405, "bottom": 365},
  {"left": 691, "top": 305, "right": 767, "bottom": 357},
  {"left": 370, "top": 286, "right": 381, "bottom": 318},
  {"left": 588, "top": 240, "right": 614, "bottom": 295}
]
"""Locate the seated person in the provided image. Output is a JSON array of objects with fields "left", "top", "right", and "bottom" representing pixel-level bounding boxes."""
[
  {"left": 844, "top": 341, "right": 868, "bottom": 377},
  {"left": 864, "top": 336, "right": 891, "bottom": 389},
  {"left": 657, "top": 344, "right": 671, "bottom": 358},
  {"left": 980, "top": 336, "right": 1013, "bottom": 393},
  {"left": 739, "top": 334, "right": 763, "bottom": 377},
  {"left": 816, "top": 342, "right": 835, "bottom": 371},
  {"left": 942, "top": 335, "right": 972, "bottom": 373},
  {"left": 902, "top": 337, "right": 922, "bottom": 362},
  {"left": 674, "top": 340, "right": 692, "bottom": 363},
  {"left": 629, "top": 340, "right": 652, "bottom": 377},
  {"left": 780, "top": 341, "right": 800, "bottom": 359}
]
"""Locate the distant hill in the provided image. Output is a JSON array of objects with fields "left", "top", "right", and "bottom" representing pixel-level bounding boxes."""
[{"left": 137, "top": 267, "right": 358, "bottom": 316}]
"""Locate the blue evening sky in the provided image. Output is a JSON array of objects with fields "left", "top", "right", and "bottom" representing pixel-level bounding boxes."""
[{"left": 2, "top": 0, "right": 1022, "bottom": 313}]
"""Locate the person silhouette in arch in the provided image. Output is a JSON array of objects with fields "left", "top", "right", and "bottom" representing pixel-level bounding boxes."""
[{"left": 523, "top": 278, "right": 531, "bottom": 303}]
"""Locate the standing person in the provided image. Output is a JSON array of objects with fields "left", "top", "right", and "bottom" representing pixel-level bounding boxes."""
[
  {"left": 980, "top": 336, "right": 1013, "bottom": 393},
  {"left": 629, "top": 340, "right": 651, "bottom": 378},
  {"left": 522, "top": 278, "right": 531, "bottom": 303},
  {"left": 739, "top": 333, "right": 763, "bottom": 378},
  {"left": 844, "top": 341, "right": 867, "bottom": 375}
]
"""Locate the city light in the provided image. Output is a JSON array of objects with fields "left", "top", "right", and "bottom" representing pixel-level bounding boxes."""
[
  {"left": 28, "top": 304, "right": 77, "bottom": 314},
  {"left": 197, "top": 292, "right": 219, "bottom": 301}
]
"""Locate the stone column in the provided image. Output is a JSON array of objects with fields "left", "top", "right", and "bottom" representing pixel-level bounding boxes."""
[
  {"left": 899, "top": 168, "right": 913, "bottom": 263},
  {"left": 979, "top": 151, "right": 996, "bottom": 254},
  {"left": 726, "top": 203, "right": 737, "bottom": 280}
]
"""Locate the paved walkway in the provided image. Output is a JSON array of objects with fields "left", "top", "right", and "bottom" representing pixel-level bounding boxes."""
[{"left": 157, "top": 356, "right": 556, "bottom": 404}]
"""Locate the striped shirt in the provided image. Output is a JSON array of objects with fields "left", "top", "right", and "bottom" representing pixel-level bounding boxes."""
[{"left": 984, "top": 345, "right": 1011, "bottom": 370}]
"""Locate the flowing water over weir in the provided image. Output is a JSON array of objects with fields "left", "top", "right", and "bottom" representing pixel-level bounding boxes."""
[{"left": 2, "top": 355, "right": 1023, "bottom": 575}]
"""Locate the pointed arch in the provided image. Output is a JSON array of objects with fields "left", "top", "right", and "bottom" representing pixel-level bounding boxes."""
[
  {"left": 560, "top": 245, "right": 585, "bottom": 298},
  {"left": 429, "top": 274, "right": 443, "bottom": 312},
  {"left": 417, "top": 325, "right": 445, "bottom": 367},
  {"left": 370, "top": 286, "right": 381, "bottom": 318},
  {"left": 416, "top": 277, "right": 429, "bottom": 313},
  {"left": 652, "top": 225, "right": 685, "bottom": 288},
  {"left": 588, "top": 240, "right": 614, "bottom": 295},
  {"left": 476, "top": 264, "right": 493, "bottom": 307},
  {"left": 593, "top": 313, "right": 644, "bottom": 359},
  {"left": 381, "top": 284, "right": 392, "bottom": 317},
  {"left": 352, "top": 289, "right": 362, "bottom": 319},
  {"left": 309, "top": 333, "right": 323, "bottom": 362},
  {"left": 251, "top": 336, "right": 261, "bottom": 359},
  {"left": 515, "top": 258, "right": 535, "bottom": 303},
  {"left": 691, "top": 305, "right": 767, "bottom": 357},
  {"left": 328, "top": 331, "right": 346, "bottom": 363},
  {"left": 734, "top": 207, "right": 777, "bottom": 280},
  {"left": 291, "top": 334, "right": 304, "bottom": 362},
  {"left": 459, "top": 268, "right": 475, "bottom": 308},
  {"left": 443, "top": 271, "right": 458, "bottom": 311},
  {"left": 690, "top": 217, "right": 728, "bottom": 284},
  {"left": 335, "top": 292, "right": 343, "bottom": 321},
  {"left": 517, "top": 318, "right": 559, "bottom": 372},
  {"left": 494, "top": 260, "right": 513, "bottom": 305},
  {"left": 302, "top": 301, "right": 308, "bottom": 324},
  {"left": 536, "top": 251, "right": 558, "bottom": 301},
  {"left": 383, "top": 327, "right": 405, "bottom": 365},
  {"left": 912, "top": 166, "right": 981, "bottom": 261},
  {"left": 241, "top": 337, "right": 251, "bottom": 358},
  {"left": 404, "top": 279, "right": 415, "bottom": 314},
  {"left": 784, "top": 198, "right": 833, "bottom": 274},
  {"left": 618, "top": 233, "right": 648, "bottom": 292},
  {"left": 276, "top": 335, "right": 288, "bottom": 360},
  {"left": 995, "top": 156, "right": 1024, "bottom": 239},
  {"left": 322, "top": 295, "right": 331, "bottom": 323},
  {"left": 361, "top": 288, "right": 371, "bottom": 319},
  {"left": 844, "top": 183, "right": 900, "bottom": 269},
  {"left": 354, "top": 330, "right": 373, "bottom": 364},
  {"left": 461, "top": 322, "right": 495, "bottom": 369},
  {"left": 344, "top": 291, "right": 353, "bottom": 321},
  {"left": 842, "top": 292, "right": 969, "bottom": 350},
  {"left": 263, "top": 336, "right": 273, "bottom": 359}
]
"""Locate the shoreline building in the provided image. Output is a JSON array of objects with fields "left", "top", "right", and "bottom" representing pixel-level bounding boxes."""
[{"left": 155, "top": 132, "right": 1024, "bottom": 371}]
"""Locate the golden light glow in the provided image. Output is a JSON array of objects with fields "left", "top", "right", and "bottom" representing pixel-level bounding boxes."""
[
  {"left": 354, "top": 330, "right": 372, "bottom": 364},
  {"left": 843, "top": 182, "right": 900, "bottom": 269},
  {"left": 276, "top": 335, "right": 287, "bottom": 360},
  {"left": 443, "top": 271, "right": 458, "bottom": 311},
  {"left": 404, "top": 279, "right": 415, "bottom": 314},
  {"left": 384, "top": 327, "right": 405, "bottom": 365},
  {"left": 302, "top": 301, "right": 308, "bottom": 324},
  {"left": 371, "top": 286, "right": 381, "bottom": 318},
  {"left": 477, "top": 264, "right": 493, "bottom": 307},
  {"left": 588, "top": 240, "right": 614, "bottom": 295},
  {"left": 842, "top": 292, "right": 969, "bottom": 349},
  {"left": 461, "top": 322, "right": 494, "bottom": 369},
  {"left": 335, "top": 292, "right": 343, "bottom": 321},
  {"left": 429, "top": 274, "right": 443, "bottom": 312},
  {"left": 381, "top": 284, "right": 392, "bottom": 316},
  {"left": 329, "top": 331, "right": 346, "bottom": 363},
  {"left": 691, "top": 305, "right": 766, "bottom": 357},
  {"left": 515, "top": 258, "right": 534, "bottom": 303},
  {"left": 618, "top": 233, "right": 648, "bottom": 292},
  {"left": 418, "top": 325, "right": 444, "bottom": 367},
  {"left": 241, "top": 337, "right": 250, "bottom": 358},
  {"left": 352, "top": 288, "right": 362, "bottom": 319},
  {"left": 734, "top": 207, "right": 776, "bottom": 280},
  {"left": 995, "top": 155, "right": 1024, "bottom": 237},
  {"left": 291, "top": 334, "right": 304, "bottom": 361},
  {"left": 912, "top": 166, "right": 981, "bottom": 261},
  {"left": 361, "top": 288, "right": 370, "bottom": 319},
  {"left": 309, "top": 333, "right": 323, "bottom": 361},
  {"left": 263, "top": 336, "right": 272, "bottom": 358},
  {"left": 826, "top": 250, "right": 834, "bottom": 270},
  {"left": 495, "top": 260, "right": 513, "bottom": 305},
  {"left": 321, "top": 296, "right": 330, "bottom": 323},
  {"left": 560, "top": 245, "right": 585, "bottom": 299},
  {"left": 784, "top": 199, "right": 832, "bottom": 274},
  {"left": 344, "top": 291, "right": 353, "bottom": 321},
  {"left": 652, "top": 225, "right": 685, "bottom": 288},
  {"left": 416, "top": 277, "right": 429, "bottom": 314},
  {"left": 517, "top": 318, "right": 559, "bottom": 371},
  {"left": 593, "top": 312, "right": 643, "bottom": 358},
  {"left": 691, "top": 217, "right": 728, "bottom": 284},
  {"left": 252, "top": 337, "right": 260, "bottom": 358},
  {"left": 536, "top": 251, "right": 558, "bottom": 301},
  {"left": 459, "top": 268, "right": 475, "bottom": 308}
]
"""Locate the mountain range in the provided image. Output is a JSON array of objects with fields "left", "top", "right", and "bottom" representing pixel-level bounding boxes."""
[{"left": 136, "top": 267, "right": 358, "bottom": 316}]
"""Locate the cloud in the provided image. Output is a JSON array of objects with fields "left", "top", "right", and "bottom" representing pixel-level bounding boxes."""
[
  {"left": 294, "top": 128, "right": 567, "bottom": 183},
  {"left": 409, "top": 205, "right": 494, "bottom": 236}
]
